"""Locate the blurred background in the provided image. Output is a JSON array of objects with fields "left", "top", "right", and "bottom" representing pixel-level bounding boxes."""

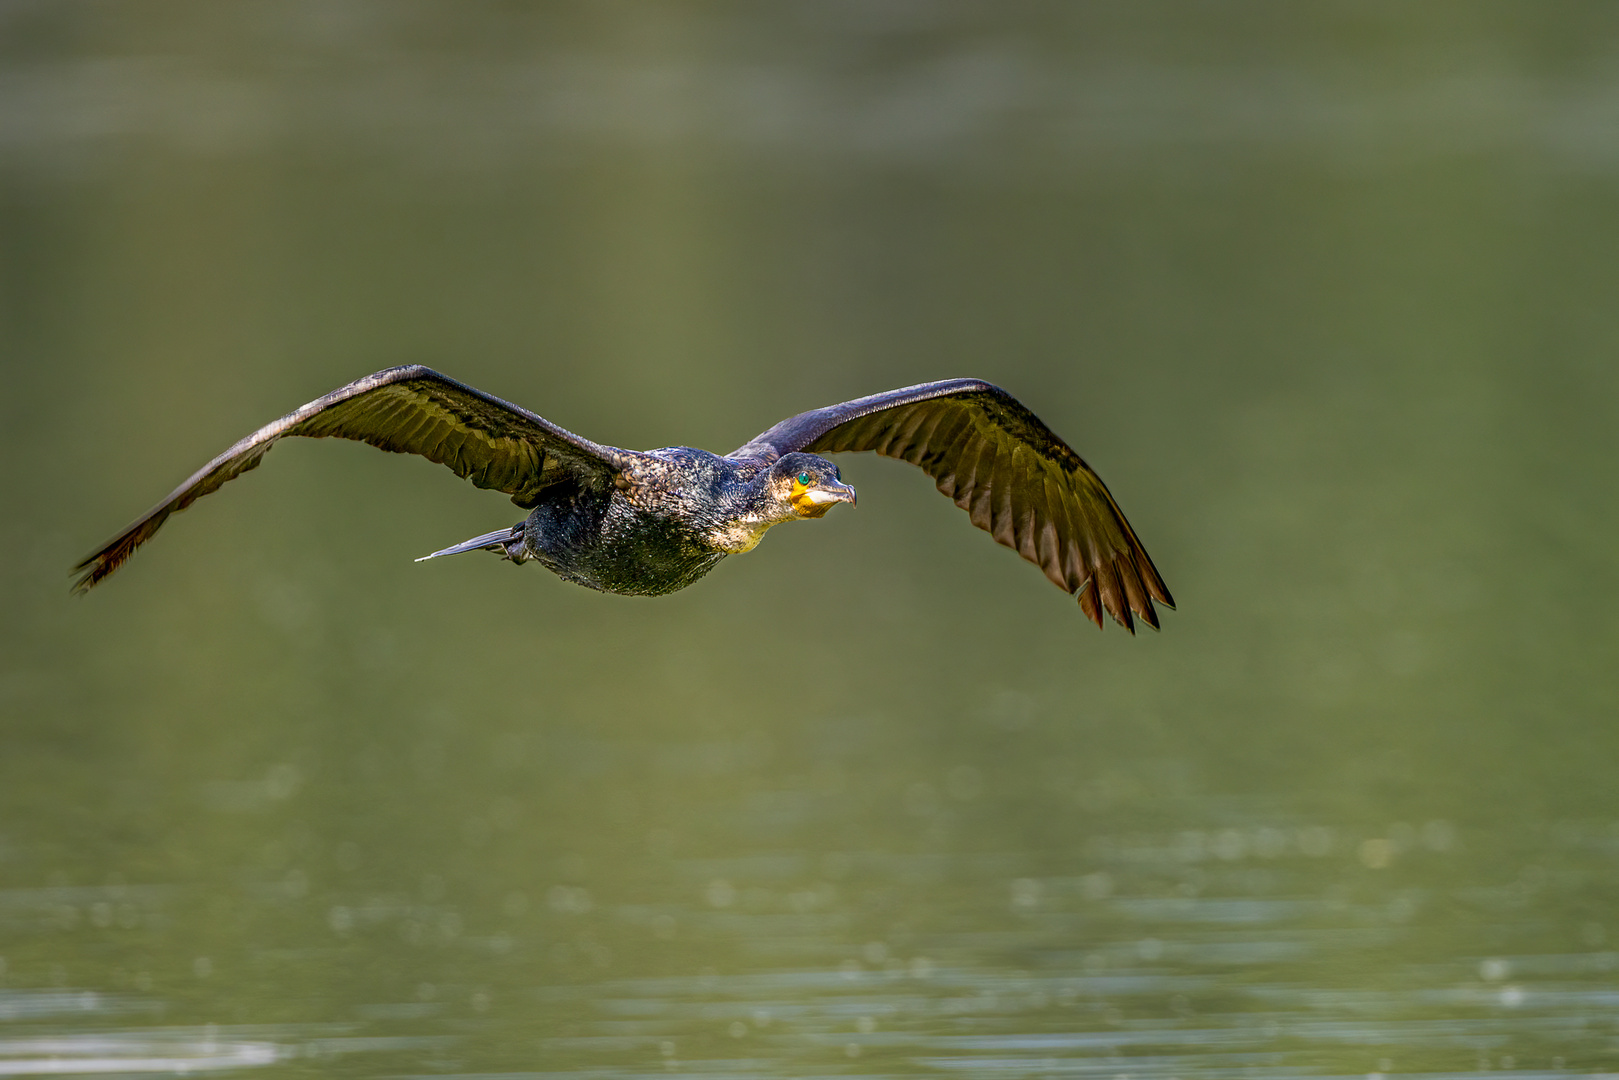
[{"left": 3, "top": 2, "right": 1619, "bottom": 1076}]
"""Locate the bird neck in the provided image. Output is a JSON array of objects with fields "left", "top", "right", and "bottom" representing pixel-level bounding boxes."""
[{"left": 703, "top": 468, "right": 799, "bottom": 554}]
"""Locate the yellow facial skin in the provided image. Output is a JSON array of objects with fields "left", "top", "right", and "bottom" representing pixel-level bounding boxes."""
[
  {"left": 790, "top": 475, "right": 818, "bottom": 516},
  {"left": 790, "top": 474, "right": 857, "bottom": 518}
]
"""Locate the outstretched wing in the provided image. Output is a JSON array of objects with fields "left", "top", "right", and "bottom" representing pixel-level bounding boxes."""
[
  {"left": 732, "top": 379, "right": 1173, "bottom": 631},
  {"left": 73, "top": 365, "right": 632, "bottom": 594}
]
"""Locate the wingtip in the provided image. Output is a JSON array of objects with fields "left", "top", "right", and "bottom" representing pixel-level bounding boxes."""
[
  {"left": 68, "top": 561, "right": 106, "bottom": 597},
  {"left": 68, "top": 548, "right": 119, "bottom": 596},
  {"left": 1143, "top": 568, "right": 1175, "bottom": 610}
]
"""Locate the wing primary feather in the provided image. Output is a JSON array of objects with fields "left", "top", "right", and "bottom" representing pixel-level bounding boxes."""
[
  {"left": 1037, "top": 519, "right": 1066, "bottom": 590},
  {"left": 1090, "top": 477, "right": 1174, "bottom": 610},
  {"left": 1013, "top": 462, "right": 1040, "bottom": 563},
  {"left": 967, "top": 475, "right": 994, "bottom": 530},
  {"left": 1078, "top": 577, "right": 1104, "bottom": 630},
  {"left": 1094, "top": 559, "right": 1134, "bottom": 634},
  {"left": 964, "top": 438, "right": 999, "bottom": 527},
  {"left": 1029, "top": 471, "right": 1064, "bottom": 590},
  {"left": 1052, "top": 479, "right": 1089, "bottom": 594},
  {"left": 989, "top": 441, "right": 1018, "bottom": 549},
  {"left": 1136, "top": 543, "right": 1176, "bottom": 608},
  {"left": 1117, "top": 553, "right": 1158, "bottom": 630}
]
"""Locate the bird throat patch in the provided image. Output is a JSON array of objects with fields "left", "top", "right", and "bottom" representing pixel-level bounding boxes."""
[{"left": 707, "top": 517, "right": 777, "bottom": 554}]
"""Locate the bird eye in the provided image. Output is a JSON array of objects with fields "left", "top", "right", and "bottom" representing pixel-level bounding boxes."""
[{"left": 796, "top": 472, "right": 812, "bottom": 485}]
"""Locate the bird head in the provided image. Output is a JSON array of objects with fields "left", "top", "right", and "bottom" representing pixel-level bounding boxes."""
[{"left": 774, "top": 454, "right": 857, "bottom": 519}]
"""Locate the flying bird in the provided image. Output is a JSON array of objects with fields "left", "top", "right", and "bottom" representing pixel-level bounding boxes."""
[{"left": 73, "top": 367, "right": 1173, "bottom": 630}]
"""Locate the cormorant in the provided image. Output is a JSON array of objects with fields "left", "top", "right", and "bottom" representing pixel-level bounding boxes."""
[{"left": 73, "top": 367, "right": 1173, "bottom": 630}]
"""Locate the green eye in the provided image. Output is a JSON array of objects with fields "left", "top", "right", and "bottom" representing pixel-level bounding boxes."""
[{"left": 797, "top": 472, "right": 812, "bottom": 485}]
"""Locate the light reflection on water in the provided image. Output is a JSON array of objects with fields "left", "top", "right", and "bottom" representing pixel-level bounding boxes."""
[
  {"left": 1, "top": 813, "right": 1616, "bottom": 1076},
  {"left": 0, "top": 1035, "right": 278, "bottom": 1075}
]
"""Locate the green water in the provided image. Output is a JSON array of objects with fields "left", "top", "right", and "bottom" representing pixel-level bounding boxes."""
[{"left": 4, "top": 3, "right": 1619, "bottom": 1077}]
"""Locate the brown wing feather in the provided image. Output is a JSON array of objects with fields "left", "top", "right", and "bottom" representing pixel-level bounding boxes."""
[
  {"left": 73, "top": 366, "right": 631, "bottom": 594},
  {"left": 732, "top": 379, "right": 1173, "bottom": 629}
]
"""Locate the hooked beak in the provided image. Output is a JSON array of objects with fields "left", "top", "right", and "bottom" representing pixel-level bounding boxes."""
[{"left": 793, "top": 479, "right": 858, "bottom": 517}]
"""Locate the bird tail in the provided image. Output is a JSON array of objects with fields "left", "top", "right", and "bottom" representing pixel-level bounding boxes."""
[{"left": 415, "top": 524, "right": 527, "bottom": 563}]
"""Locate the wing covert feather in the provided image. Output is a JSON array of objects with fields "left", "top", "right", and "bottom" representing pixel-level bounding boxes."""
[
  {"left": 732, "top": 379, "right": 1173, "bottom": 629},
  {"left": 73, "top": 366, "right": 630, "bottom": 593}
]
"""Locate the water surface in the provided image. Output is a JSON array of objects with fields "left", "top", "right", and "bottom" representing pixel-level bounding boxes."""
[{"left": 3, "top": 3, "right": 1618, "bottom": 1077}]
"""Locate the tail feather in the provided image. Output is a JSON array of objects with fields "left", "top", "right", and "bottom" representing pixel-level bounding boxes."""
[{"left": 416, "top": 524, "right": 524, "bottom": 563}]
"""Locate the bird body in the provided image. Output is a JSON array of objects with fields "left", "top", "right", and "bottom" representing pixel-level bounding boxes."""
[
  {"left": 522, "top": 475, "right": 725, "bottom": 597},
  {"left": 415, "top": 446, "right": 848, "bottom": 596},
  {"left": 74, "top": 367, "right": 1172, "bottom": 630},
  {"left": 522, "top": 448, "right": 760, "bottom": 595}
]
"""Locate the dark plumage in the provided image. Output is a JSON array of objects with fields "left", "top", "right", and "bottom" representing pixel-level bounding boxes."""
[{"left": 73, "top": 366, "right": 1173, "bottom": 630}]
